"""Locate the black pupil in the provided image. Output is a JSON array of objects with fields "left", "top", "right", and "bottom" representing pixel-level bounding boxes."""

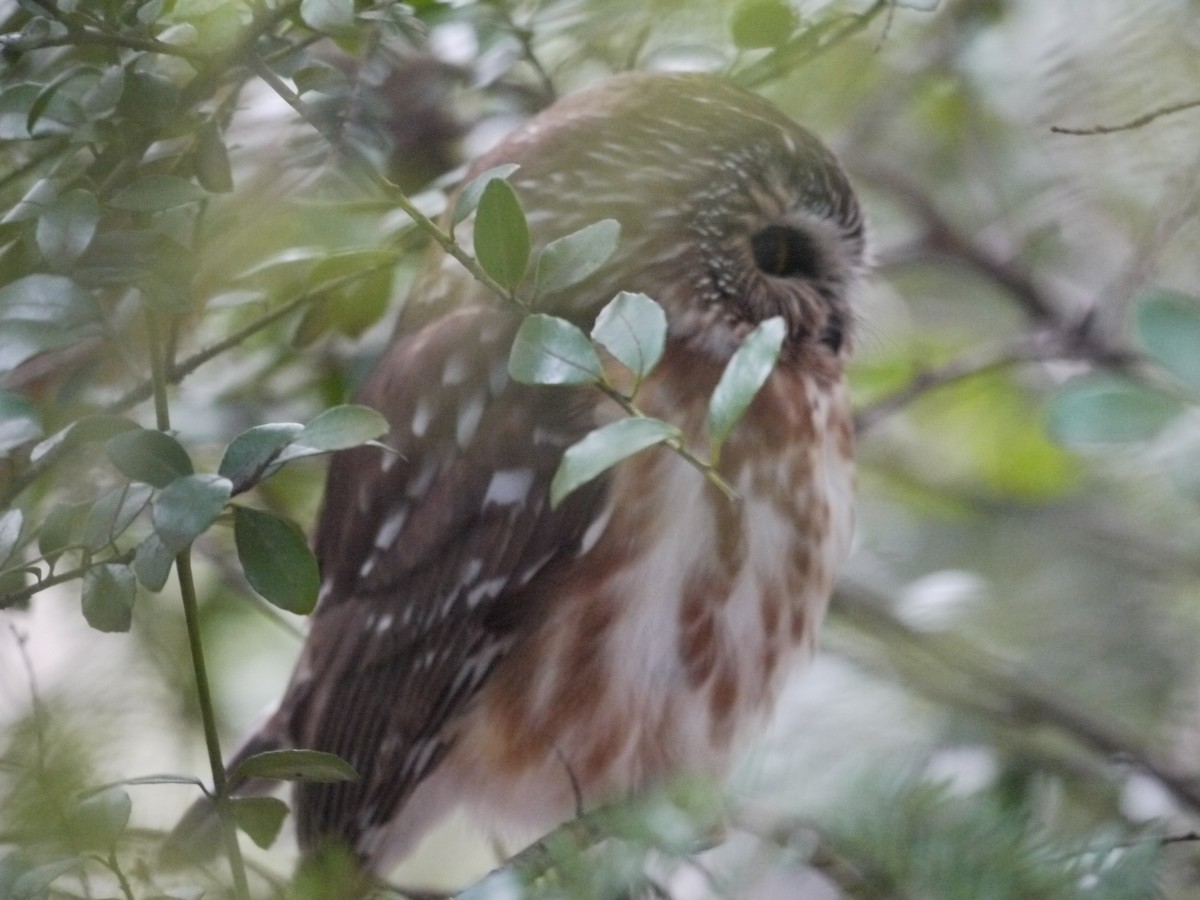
[{"left": 750, "top": 225, "right": 822, "bottom": 279}]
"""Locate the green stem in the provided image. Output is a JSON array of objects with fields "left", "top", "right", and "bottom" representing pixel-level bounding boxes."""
[{"left": 145, "top": 310, "right": 251, "bottom": 900}]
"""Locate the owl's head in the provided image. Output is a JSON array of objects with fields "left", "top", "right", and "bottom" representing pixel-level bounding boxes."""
[{"left": 449, "top": 73, "right": 867, "bottom": 365}]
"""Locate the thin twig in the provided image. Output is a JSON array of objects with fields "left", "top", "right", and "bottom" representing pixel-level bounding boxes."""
[{"left": 1051, "top": 97, "right": 1200, "bottom": 135}]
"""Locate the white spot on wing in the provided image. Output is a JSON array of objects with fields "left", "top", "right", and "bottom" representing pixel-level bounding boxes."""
[
  {"left": 466, "top": 576, "right": 507, "bottom": 608},
  {"left": 576, "top": 504, "right": 615, "bottom": 557},
  {"left": 456, "top": 393, "right": 485, "bottom": 447},
  {"left": 411, "top": 396, "right": 435, "bottom": 438},
  {"left": 483, "top": 467, "right": 534, "bottom": 508},
  {"left": 443, "top": 353, "right": 469, "bottom": 386},
  {"left": 375, "top": 506, "right": 409, "bottom": 549}
]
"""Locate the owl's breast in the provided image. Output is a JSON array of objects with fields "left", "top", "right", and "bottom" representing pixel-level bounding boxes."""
[{"left": 440, "top": 349, "right": 854, "bottom": 840}]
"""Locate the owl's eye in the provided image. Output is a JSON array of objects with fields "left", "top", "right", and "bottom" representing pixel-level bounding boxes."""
[{"left": 750, "top": 225, "right": 823, "bottom": 280}]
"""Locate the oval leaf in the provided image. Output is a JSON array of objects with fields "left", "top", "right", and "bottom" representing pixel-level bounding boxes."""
[
  {"left": 474, "top": 178, "right": 530, "bottom": 290},
  {"left": 1047, "top": 376, "right": 1183, "bottom": 445},
  {"left": 233, "top": 506, "right": 319, "bottom": 614},
  {"left": 31, "top": 414, "right": 138, "bottom": 464},
  {"left": 231, "top": 749, "right": 358, "bottom": 784},
  {"left": 133, "top": 531, "right": 175, "bottom": 592},
  {"left": 452, "top": 164, "right": 520, "bottom": 227},
  {"left": 0, "top": 389, "right": 42, "bottom": 453},
  {"left": 591, "top": 291, "right": 668, "bottom": 382},
  {"left": 81, "top": 484, "right": 152, "bottom": 551},
  {"left": 218, "top": 422, "right": 303, "bottom": 492},
  {"left": 551, "top": 417, "right": 680, "bottom": 507},
  {"left": 195, "top": 122, "right": 234, "bottom": 193},
  {"left": 152, "top": 475, "right": 232, "bottom": 554},
  {"left": 109, "top": 175, "right": 207, "bottom": 212},
  {"left": 107, "top": 429, "right": 194, "bottom": 488},
  {"left": 508, "top": 314, "right": 604, "bottom": 386},
  {"left": 81, "top": 563, "right": 137, "bottom": 633},
  {"left": 232, "top": 796, "right": 289, "bottom": 850},
  {"left": 0, "top": 508, "right": 22, "bottom": 569},
  {"left": 707, "top": 316, "right": 786, "bottom": 454},
  {"left": 36, "top": 188, "right": 99, "bottom": 265},
  {"left": 74, "top": 787, "right": 132, "bottom": 847},
  {"left": 38, "top": 501, "right": 87, "bottom": 564},
  {"left": 1136, "top": 289, "right": 1200, "bottom": 393},
  {"left": 295, "top": 404, "right": 388, "bottom": 452},
  {"left": 534, "top": 219, "right": 621, "bottom": 296}
]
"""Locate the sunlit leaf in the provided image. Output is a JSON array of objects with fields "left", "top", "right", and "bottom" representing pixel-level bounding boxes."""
[
  {"left": 534, "top": 219, "right": 620, "bottom": 296},
  {"left": 291, "top": 405, "right": 388, "bottom": 453},
  {"left": 707, "top": 316, "right": 786, "bottom": 455},
  {"left": 551, "top": 417, "right": 679, "bottom": 507},
  {"left": 233, "top": 506, "right": 319, "bottom": 614},
  {"left": 474, "top": 178, "right": 530, "bottom": 290},
  {"left": 591, "top": 292, "right": 667, "bottom": 383},
  {"left": 81, "top": 563, "right": 136, "bottom": 633},
  {"left": 508, "top": 314, "right": 604, "bottom": 385}
]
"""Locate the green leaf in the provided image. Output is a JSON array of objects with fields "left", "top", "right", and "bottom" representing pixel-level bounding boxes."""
[
  {"left": 107, "top": 429, "right": 194, "bottom": 488},
  {"left": 152, "top": 475, "right": 232, "bottom": 553},
  {"left": 732, "top": 0, "right": 799, "bottom": 49},
  {"left": 0, "top": 274, "right": 99, "bottom": 373},
  {"left": 30, "top": 414, "right": 138, "bottom": 464},
  {"left": 36, "top": 188, "right": 99, "bottom": 265},
  {"left": 233, "top": 506, "right": 319, "bottom": 614},
  {"left": 508, "top": 314, "right": 604, "bottom": 385},
  {"left": 1047, "top": 375, "right": 1184, "bottom": 444},
  {"left": 195, "top": 122, "right": 234, "bottom": 193},
  {"left": 292, "top": 64, "right": 349, "bottom": 96},
  {"left": 10, "top": 858, "right": 79, "bottom": 900},
  {"left": 1136, "top": 289, "right": 1200, "bottom": 393},
  {"left": 80, "top": 484, "right": 152, "bottom": 551},
  {"left": 300, "top": 0, "right": 355, "bottom": 34},
  {"left": 0, "top": 508, "right": 22, "bottom": 569},
  {"left": 473, "top": 178, "right": 530, "bottom": 290},
  {"left": 707, "top": 316, "right": 786, "bottom": 455},
  {"left": 2, "top": 178, "right": 58, "bottom": 224},
  {"left": 231, "top": 749, "right": 358, "bottom": 784},
  {"left": 219, "top": 422, "right": 303, "bottom": 493},
  {"left": 551, "top": 417, "right": 679, "bottom": 507},
  {"left": 288, "top": 405, "right": 388, "bottom": 455},
  {"left": 74, "top": 787, "right": 131, "bottom": 847},
  {"left": 81, "top": 563, "right": 137, "bottom": 633},
  {"left": 232, "top": 796, "right": 289, "bottom": 850},
  {"left": 109, "top": 175, "right": 207, "bottom": 212},
  {"left": 38, "top": 501, "right": 87, "bottom": 565},
  {"left": 308, "top": 248, "right": 397, "bottom": 292},
  {"left": 0, "top": 389, "right": 42, "bottom": 453},
  {"left": 590, "top": 291, "right": 668, "bottom": 383},
  {"left": 452, "top": 164, "right": 520, "bottom": 227},
  {"left": 534, "top": 219, "right": 620, "bottom": 296},
  {"left": 133, "top": 531, "right": 175, "bottom": 592}
]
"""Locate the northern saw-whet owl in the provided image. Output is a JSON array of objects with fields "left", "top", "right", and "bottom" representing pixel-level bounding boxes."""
[{"left": 180, "top": 71, "right": 865, "bottom": 880}]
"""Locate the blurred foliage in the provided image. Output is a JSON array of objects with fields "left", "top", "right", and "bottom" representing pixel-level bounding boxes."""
[{"left": 0, "top": 0, "right": 1199, "bottom": 897}]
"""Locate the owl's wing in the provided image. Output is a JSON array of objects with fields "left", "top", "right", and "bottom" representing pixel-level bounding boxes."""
[{"left": 278, "top": 302, "right": 609, "bottom": 854}]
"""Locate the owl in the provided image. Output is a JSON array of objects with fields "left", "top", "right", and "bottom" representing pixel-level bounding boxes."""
[{"left": 193, "top": 71, "right": 865, "bottom": 879}]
